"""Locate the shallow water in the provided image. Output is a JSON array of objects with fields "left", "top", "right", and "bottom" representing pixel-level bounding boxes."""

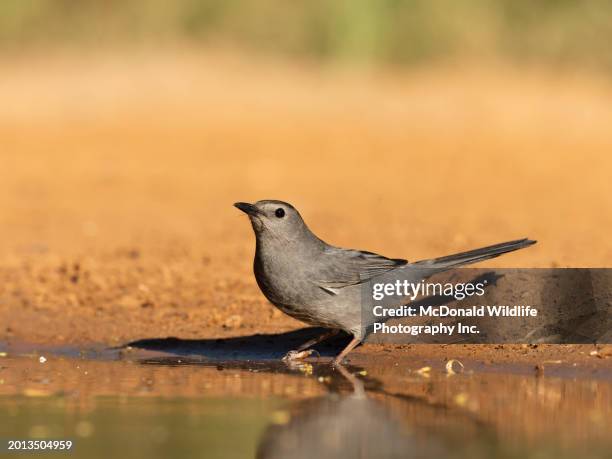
[{"left": 0, "top": 344, "right": 610, "bottom": 459}]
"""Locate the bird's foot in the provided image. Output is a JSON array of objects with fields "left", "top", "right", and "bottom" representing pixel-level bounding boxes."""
[{"left": 282, "top": 349, "right": 316, "bottom": 362}]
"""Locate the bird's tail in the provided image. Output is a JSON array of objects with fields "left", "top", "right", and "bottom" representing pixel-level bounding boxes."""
[{"left": 413, "top": 238, "right": 536, "bottom": 269}]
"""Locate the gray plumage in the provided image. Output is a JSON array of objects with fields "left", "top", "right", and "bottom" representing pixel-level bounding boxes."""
[{"left": 235, "top": 200, "right": 536, "bottom": 363}]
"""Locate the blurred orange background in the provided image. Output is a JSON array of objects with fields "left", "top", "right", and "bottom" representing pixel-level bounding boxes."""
[
  {"left": 2, "top": 50, "right": 610, "bottom": 266},
  {"left": 0, "top": 1, "right": 611, "bottom": 344}
]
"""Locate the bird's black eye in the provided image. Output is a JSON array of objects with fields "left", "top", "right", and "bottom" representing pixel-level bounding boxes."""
[{"left": 275, "top": 208, "right": 285, "bottom": 218}]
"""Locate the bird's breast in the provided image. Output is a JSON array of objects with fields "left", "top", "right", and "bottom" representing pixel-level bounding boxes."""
[{"left": 253, "top": 252, "right": 309, "bottom": 305}]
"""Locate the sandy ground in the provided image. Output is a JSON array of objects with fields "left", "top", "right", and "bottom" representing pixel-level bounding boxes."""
[{"left": 0, "top": 50, "right": 610, "bottom": 369}]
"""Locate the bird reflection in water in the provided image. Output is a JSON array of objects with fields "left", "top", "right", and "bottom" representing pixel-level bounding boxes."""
[{"left": 256, "top": 363, "right": 483, "bottom": 459}]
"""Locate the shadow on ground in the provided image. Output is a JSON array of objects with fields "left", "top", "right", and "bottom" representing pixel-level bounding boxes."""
[
  {"left": 121, "top": 272, "right": 501, "bottom": 360},
  {"left": 123, "top": 327, "right": 353, "bottom": 361}
]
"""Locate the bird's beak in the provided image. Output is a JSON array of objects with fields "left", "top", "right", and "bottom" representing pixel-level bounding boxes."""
[{"left": 234, "top": 202, "right": 262, "bottom": 217}]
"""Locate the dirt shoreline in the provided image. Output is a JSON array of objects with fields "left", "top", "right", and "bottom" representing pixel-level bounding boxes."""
[{"left": 2, "top": 336, "right": 610, "bottom": 382}]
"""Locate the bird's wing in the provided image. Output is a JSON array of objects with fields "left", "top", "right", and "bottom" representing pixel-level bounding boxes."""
[{"left": 314, "top": 247, "right": 407, "bottom": 294}]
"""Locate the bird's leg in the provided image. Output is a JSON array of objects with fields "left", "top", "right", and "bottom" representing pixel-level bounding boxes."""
[
  {"left": 296, "top": 329, "right": 340, "bottom": 352},
  {"left": 282, "top": 329, "right": 340, "bottom": 362},
  {"left": 332, "top": 336, "right": 361, "bottom": 366}
]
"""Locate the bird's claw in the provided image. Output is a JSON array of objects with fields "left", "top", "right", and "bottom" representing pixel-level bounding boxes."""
[{"left": 282, "top": 349, "right": 315, "bottom": 362}]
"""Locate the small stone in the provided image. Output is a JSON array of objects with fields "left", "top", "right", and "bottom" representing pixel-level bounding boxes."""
[{"left": 223, "top": 314, "right": 243, "bottom": 329}]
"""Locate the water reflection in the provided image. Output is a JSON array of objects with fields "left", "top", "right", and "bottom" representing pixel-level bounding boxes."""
[
  {"left": 256, "top": 363, "right": 453, "bottom": 459},
  {"left": 0, "top": 347, "right": 610, "bottom": 459},
  {"left": 135, "top": 357, "right": 609, "bottom": 459},
  {"left": 135, "top": 358, "right": 484, "bottom": 458},
  {"left": 257, "top": 361, "right": 611, "bottom": 459}
]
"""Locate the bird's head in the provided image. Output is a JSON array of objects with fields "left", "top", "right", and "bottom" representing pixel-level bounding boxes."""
[{"left": 234, "top": 200, "right": 312, "bottom": 242}]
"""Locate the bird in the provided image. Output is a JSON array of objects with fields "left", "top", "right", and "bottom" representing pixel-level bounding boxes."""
[{"left": 234, "top": 200, "right": 536, "bottom": 365}]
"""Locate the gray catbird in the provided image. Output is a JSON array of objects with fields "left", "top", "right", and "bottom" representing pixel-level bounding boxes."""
[{"left": 235, "top": 200, "right": 536, "bottom": 364}]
